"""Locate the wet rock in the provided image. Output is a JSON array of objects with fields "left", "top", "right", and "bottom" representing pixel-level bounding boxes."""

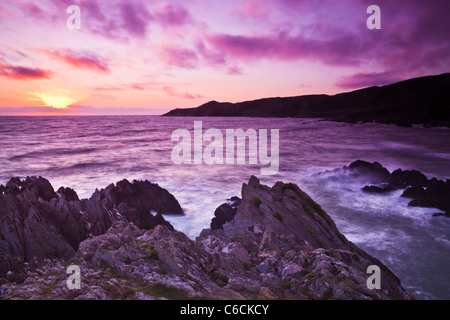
[
  {"left": 348, "top": 160, "right": 450, "bottom": 216},
  {"left": 362, "top": 185, "right": 397, "bottom": 194},
  {"left": 432, "top": 212, "right": 450, "bottom": 218},
  {"left": 391, "top": 169, "right": 429, "bottom": 189},
  {"left": 347, "top": 160, "right": 391, "bottom": 182},
  {"left": 401, "top": 186, "right": 426, "bottom": 199},
  {"left": 403, "top": 178, "right": 450, "bottom": 213}
]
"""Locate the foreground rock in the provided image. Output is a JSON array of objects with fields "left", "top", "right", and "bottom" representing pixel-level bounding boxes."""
[
  {"left": 0, "top": 176, "right": 183, "bottom": 270},
  {"left": 2, "top": 177, "right": 412, "bottom": 300},
  {"left": 346, "top": 160, "right": 450, "bottom": 217}
]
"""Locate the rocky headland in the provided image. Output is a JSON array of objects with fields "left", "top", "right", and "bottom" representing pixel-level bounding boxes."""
[
  {"left": 163, "top": 73, "right": 450, "bottom": 127},
  {"left": 0, "top": 174, "right": 413, "bottom": 300}
]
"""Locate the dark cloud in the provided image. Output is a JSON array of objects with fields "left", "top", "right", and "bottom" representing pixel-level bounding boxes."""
[
  {"left": 205, "top": 32, "right": 364, "bottom": 66},
  {"left": 0, "top": 62, "right": 52, "bottom": 80}
]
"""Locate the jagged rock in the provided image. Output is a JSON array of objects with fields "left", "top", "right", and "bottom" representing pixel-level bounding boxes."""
[
  {"left": 57, "top": 187, "right": 79, "bottom": 202},
  {"left": 0, "top": 177, "right": 181, "bottom": 264},
  {"left": 199, "top": 177, "right": 412, "bottom": 300},
  {"left": 211, "top": 197, "right": 241, "bottom": 230},
  {"left": 1, "top": 177, "right": 413, "bottom": 300},
  {"left": 218, "top": 176, "right": 352, "bottom": 251},
  {"left": 92, "top": 179, "right": 184, "bottom": 218}
]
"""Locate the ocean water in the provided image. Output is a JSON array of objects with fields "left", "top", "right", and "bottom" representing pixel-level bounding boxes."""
[{"left": 0, "top": 115, "right": 449, "bottom": 299}]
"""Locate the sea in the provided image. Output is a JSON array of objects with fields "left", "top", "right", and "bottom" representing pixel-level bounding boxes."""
[{"left": 0, "top": 115, "right": 449, "bottom": 299}]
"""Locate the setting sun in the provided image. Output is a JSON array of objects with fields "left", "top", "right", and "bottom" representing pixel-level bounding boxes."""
[{"left": 30, "top": 91, "right": 77, "bottom": 109}]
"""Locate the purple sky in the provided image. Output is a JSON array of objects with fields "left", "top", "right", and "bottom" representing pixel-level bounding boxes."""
[{"left": 0, "top": 0, "right": 449, "bottom": 114}]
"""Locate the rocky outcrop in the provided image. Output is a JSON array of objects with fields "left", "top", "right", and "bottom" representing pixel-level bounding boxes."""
[
  {"left": 210, "top": 197, "right": 241, "bottom": 230},
  {"left": 0, "top": 177, "right": 183, "bottom": 267},
  {"left": 2, "top": 177, "right": 413, "bottom": 300},
  {"left": 200, "top": 176, "right": 412, "bottom": 300},
  {"left": 346, "top": 160, "right": 450, "bottom": 216}
]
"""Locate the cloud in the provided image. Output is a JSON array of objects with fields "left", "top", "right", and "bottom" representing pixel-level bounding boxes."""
[
  {"left": 163, "top": 86, "right": 203, "bottom": 100},
  {"left": 21, "top": 2, "right": 44, "bottom": 18},
  {"left": 0, "top": 62, "right": 52, "bottom": 80},
  {"left": 159, "top": 46, "right": 199, "bottom": 69},
  {"left": 44, "top": 49, "right": 109, "bottom": 73},
  {"left": 231, "top": 0, "right": 273, "bottom": 20},
  {"left": 94, "top": 82, "right": 164, "bottom": 92},
  {"left": 227, "top": 66, "right": 243, "bottom": 75},
  {"left": 335, "top": 72, "right": 403, "bottom": 89},
  {"left": 205, "top": 32, "right": 364, "bottom": 66},
  {"left": 118, "top": 1, "right": 152, "bottom": 37},
  {"left": 205, "top": 0, "right": 450, "bottom": 80},
  {"left": 154, "top": 4, "right": 192, "bottom": 26}
]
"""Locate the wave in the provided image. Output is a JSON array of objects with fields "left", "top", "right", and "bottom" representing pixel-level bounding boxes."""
[
  {"left": 49, "top": 162, "right": 111, "bottom": 172},
  {"left": 9, "top": 147, "right": 98, "bottom": 161}
]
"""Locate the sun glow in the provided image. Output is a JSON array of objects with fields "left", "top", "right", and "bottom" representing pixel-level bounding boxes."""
[{"left": 30, "top": 91, "right": 77, "bottom": 109}]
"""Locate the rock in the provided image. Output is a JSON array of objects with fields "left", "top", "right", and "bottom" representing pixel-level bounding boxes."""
[
  {"left": 1, "top": 177, "right": 413, "bottom": 301},
  {"left": 57, "top": 187, "right": 79, "bottom": 202},
  {"left": 362, "top": 185, "right": 397, "bottom": 194},
  {"left": 0, "top": 255, "right": 25, "bottom": 282},
  {"left": 0, "top": 177, "right": 179, "bottom": 264},
  {"left": 404, "top": 178, "right": 450, "bottom": 213},
  {"left": 348, "top": 160, "right": 391, "bottom": 180},
  {"left": 200, "top": 177, "right": 412, "bottom": 300},
  {"left": 219, "top": 176, "right": 353, "bottom": 251},
  {"left": 390, "top": 169, "right": 429, "bottom": 189},
  {"left": 210, "top": 197, "right": 242, "bottom": 230},
  {"left": 401, "top": 186, "right": 426, "bottom": 199},
  {"left": 348, "top": 160, "right": 430, "bottom": 190},
  {"left": 211, "top": 204, "right": 237, "bottom": 230},
  {"left": 95, "top": 179, "right": 184, "bottom": 216},
  {"left": 348, "top": 160, "right": 450, "bottom": 216},
  {"left": 432, "top": 213, "right": 450, "bottom": 218}
]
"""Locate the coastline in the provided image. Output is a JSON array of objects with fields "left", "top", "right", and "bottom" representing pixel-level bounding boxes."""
[
  {"left": 0, "top": 173, "right": 414, "bottom": 300},
  {"left": 4, "top": 157, "right": 450, "bottom": 300}
]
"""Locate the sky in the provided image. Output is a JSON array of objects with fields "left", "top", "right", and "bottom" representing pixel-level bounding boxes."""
[{"left": 0, "top": 0, "right": 449, "bottom": 115}]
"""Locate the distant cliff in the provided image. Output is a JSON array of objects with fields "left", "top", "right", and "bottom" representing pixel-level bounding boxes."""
[{"left": 164, "top": 73, "right": 450, "bottom": 126}]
